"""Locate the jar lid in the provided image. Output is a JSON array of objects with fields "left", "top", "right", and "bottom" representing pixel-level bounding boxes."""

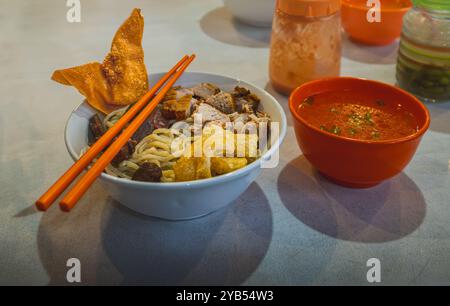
[
  {"left": 413, "top": 0, "right": 450, "bottom": 11},
  {"left": 278, "top": 0, "right": 341, "bottom": 17}
]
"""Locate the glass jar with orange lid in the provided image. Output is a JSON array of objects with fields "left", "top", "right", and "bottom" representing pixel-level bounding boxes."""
[{"left": 269, "top": 0, "right": 342, "bottom": 95}]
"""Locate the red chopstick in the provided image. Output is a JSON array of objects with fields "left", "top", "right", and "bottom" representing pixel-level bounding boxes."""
[
  {"left": 35, "top": 55, "right": 191, "bottom": 211},
  {"left": 59, "top": 54, "right": 196, "bottom": 211}
]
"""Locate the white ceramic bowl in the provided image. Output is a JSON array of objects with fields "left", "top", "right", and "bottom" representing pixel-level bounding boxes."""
[
  {"left": 65, "top": 72, "right": 287, "bottom": 220},
  {"left": 223, "top": 0, "right": 276, "bottom": 27}
]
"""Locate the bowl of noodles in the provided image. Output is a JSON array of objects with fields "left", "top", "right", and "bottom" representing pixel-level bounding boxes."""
[{"left": 65, "top": 72, "right": 286, "bottom": 220}]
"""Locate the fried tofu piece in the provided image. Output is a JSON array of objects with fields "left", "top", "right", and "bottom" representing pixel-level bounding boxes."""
[
  {"left": 52, "top": 9, "right": 149, "bottom": 113},
  {"left": 211, "top": 157, "right": 247, "bottom": 175},
  {"left": 173, "top": 157, "right": 196, "bottom": 181},
  {"left": 173, "top": 157, "right": 212, "bottom": 182},
  {"left": 199, "top": 127, "right": 235, "bottom": 157},
  {"left": 196, "top": 127, "right": 259, "bottom": 158},
  {"left": 195, "top": 157, "right": 212, "bottom": 180},
  {"left": 235, "top": 133, "right": 259, "bottom": 158}
]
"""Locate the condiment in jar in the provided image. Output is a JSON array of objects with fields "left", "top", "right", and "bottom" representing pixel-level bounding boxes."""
[
  {"left": 269, "top": 0, "right": 342, "bottom": 95},
  {"left": 396, "top": 0, "right": 450, "bottom": 102}
]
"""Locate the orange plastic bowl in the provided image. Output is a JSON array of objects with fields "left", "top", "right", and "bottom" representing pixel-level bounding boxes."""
[
  {"left": 289, "top": 77, "right": 430, "bottom": 188},
  {"left": 341, "top": 0, "right": 412, "bottom": 46}
]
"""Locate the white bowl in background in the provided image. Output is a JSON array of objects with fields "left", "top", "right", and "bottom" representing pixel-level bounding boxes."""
[
  {"left": 223, "top": 0, "right": 276, "bottom": 27},
  {"left": 65, "top": 72, "right": 287, "bottom": 220}
]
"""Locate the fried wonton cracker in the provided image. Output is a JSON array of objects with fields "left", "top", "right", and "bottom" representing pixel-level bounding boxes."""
[{"left": 51, "top": 8, "right": 149, "bottom": 114}]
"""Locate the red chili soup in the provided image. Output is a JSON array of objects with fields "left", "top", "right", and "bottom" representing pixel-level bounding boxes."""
[{"left": 298, "top": 89, "right": 419, "bottom": 141}]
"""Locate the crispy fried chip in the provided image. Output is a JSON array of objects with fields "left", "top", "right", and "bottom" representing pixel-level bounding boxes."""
[
  {"left": 51, "top": 8, "right": 149, "bottom": 113},
  {"left": 103, "top": 8, "right": 148, "bottom": 105},
  {"left": 52, "top": 63, "right": 117, "bottom": 114}
]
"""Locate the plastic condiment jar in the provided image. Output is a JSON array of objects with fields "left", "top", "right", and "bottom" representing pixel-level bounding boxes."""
[
  {"left": 396, "top": 0, "right": 450, "bottom": 102},
  {"left": 269, "top": 0, "right": 342, "bottom": 96}
]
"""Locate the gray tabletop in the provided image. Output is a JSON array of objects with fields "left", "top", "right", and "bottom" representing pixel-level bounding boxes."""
[{"left": 1, "top": 0, "right": 449, "bottom": 286}]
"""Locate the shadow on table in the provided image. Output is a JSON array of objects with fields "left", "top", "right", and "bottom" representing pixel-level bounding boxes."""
[
  {"left": 342, "top": 33, "right": 399, "bottom": 65},
  {"left": 14, "top": 205, "right": 39, "bottom": 218},
  {"left": 278, "top": 156, "right": 426, "bottom": 243},
  {"left": 200, "top": 7, "right": 270, "bottom": 48},
  {"left": 426, "top": 101, "right": 450, "bottom": 134},
  {"left": 37, "top": 183, "right": 272, "bottom": 285}
]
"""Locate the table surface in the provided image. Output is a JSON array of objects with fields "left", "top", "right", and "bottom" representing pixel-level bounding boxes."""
[{"left": 1, "top": 0, "right": 450, "bottom": 286}]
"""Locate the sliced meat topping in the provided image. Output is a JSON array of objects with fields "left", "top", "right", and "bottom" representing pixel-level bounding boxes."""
[
  {"left": 132, "top": 107, "right": 172, "bottom": 143},
  {"left": 88, "top": 114, "right": 105, "bottom": 146},
  {"left": 112, "top": 138, "right": 137, "bottom": 166},
  {"left": 191, "top": 83, "right": 220, "bottom": 100},
  {"left": 162, "top": 94, "right": 197, "bottom": 121},
  {"left": 228, "top": 112, "right": 250, "bottom": 133},
  {"left": 249, "top": 111, "right": 271, "bottom": 125},
  {"left": 245, "top": 111, "right": 271, "bottom": 133},
  {"left": 232, "top": 86, "right": 260, "bottom": 113},
  {"left": 204, "top": 120, "right": 229, "bottom": 130},
  {"left": 164, "top": 86, "right": 194, "bottom": 101},
  {"left": 205, "top": 92, "right": 235, "bottom": 114},
  {"left": 150, "top": 107, "right": 173, "bottom": 129},
  {"left": 229, "top": 112, "right": 250, "bottom": 124},
  {"left": 193, "top": 102, "right": 230, "bottom": 125}
]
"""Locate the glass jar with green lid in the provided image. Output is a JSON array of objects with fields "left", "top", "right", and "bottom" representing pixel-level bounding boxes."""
[{"left": 396, "top": 0, "right": 450, "bottom": 102}]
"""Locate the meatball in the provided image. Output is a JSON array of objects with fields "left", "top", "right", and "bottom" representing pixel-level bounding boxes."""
[{"left": 131, "top": 162, "right": 162, "bottom": 182}]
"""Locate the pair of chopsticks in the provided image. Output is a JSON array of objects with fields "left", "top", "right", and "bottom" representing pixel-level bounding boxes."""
[{"left": 36, "top": 54, "right": 196, "bottom": 212}]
